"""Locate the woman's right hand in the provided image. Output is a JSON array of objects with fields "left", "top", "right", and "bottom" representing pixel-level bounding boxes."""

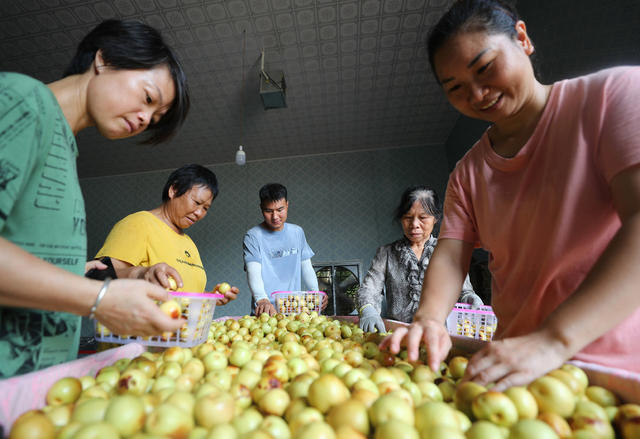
[
  {"left": 109, "top": 258, "right": 184, "bottom": 290},
  {"left": 139, "top": 263, "right": 184, "bottom": 290},
  {"left": 255, "top": 298, "right": 276, "bottom": 316},
  {"left": 379, "top": 316, "right": 451, "bottom": 373},
  {"left": 94, "top": 278, "right": 185, "bottom": 336},
  {"left": 359, "top": 305, "right": 387, "bottom": 333}
]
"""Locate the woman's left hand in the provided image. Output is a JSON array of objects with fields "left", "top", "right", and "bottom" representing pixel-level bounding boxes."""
[
  {"left": 85, "top": 259, "right": 107, "bottom": 274},
  {"left": 459, "top": 292, "right": 484, "bottom": 309},
  {"left": 215, "top": 284, "right": 239, "bottom": 305},
  {"left": 463, "top": 329, "right": 570, "bottom": 391}
]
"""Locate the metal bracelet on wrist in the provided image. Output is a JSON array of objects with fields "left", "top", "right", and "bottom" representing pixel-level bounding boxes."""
[{"left": 88, "top": 277, "right": 111, "bottom": 319}]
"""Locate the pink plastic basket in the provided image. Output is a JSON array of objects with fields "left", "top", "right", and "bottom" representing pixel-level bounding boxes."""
[
  {"left": 445, "top": 303, "right": 498, "bottom": 341},
  {"left": 94, "top": 291, "right": 222, "bottom": 347},
  {"left": 271, "top": 290, "right": 326, "bottom": 315}
]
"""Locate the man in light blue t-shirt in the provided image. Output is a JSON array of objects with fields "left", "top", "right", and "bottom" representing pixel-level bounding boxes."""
[{"left": 243, "top": 183, "right": 320, "bottom": 315}]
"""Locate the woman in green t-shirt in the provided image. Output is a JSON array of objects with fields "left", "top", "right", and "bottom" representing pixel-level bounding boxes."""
[{"left": 0, "top": 19, "right": 190, "bottom": 377}]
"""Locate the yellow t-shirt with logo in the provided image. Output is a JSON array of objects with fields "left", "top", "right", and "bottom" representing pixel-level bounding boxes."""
[{"left": 96, "top": 211, "right": 206, "bottom": 292}]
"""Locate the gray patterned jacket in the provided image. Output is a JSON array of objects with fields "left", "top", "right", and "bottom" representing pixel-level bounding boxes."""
[{"left": 356, "top": 235, "right": 480, "bottom": 323}]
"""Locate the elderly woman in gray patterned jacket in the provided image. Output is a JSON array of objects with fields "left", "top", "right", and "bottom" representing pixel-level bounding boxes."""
[{"left": 357, "top": 186, "right": 482, "bottom": 333}]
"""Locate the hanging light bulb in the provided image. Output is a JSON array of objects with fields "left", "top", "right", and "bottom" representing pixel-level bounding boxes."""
[
  {"left": 235, "top": 145, "right": 246, "bottom": 166},
  {"left": 236, "top": 30, "right": 247, "bottom": 167}
]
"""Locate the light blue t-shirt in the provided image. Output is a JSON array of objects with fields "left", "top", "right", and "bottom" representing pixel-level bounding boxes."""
[{"left": 243, "top": 223, "right": 314, "bottom": 303}]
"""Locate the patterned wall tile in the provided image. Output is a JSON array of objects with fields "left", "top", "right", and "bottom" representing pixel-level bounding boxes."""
[{"left": 0, "top": 0, "right": 466, "bottom": 178}]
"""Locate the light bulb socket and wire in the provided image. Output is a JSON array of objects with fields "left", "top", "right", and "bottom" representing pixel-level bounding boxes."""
[{"left": 236, "top": 29, "right": 247, "bottom": 166}]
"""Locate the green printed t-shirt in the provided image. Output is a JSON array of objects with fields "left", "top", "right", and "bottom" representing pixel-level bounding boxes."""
[{"left": 0, "top": 72, "right": 86, "bottom": 378}]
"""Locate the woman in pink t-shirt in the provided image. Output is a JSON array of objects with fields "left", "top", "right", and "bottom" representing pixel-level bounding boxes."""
[{"left": 383, "top": 0, "right": 640, "bottom": 389}]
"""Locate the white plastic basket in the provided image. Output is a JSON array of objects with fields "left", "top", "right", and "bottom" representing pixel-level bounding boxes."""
[
  {"left": 445, "top": 303, "right": 498, "bottom": 341},
  {"left": 271, "top": 290, "right": 326, "bottom": 315},
  {"left": 94, "top": 291, "right": 222, "bottom": 347}
]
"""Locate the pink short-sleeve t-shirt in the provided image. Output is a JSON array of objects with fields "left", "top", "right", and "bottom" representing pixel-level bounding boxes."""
[{"left": 440, "top": 66, "right": 640, "bottom": 371}]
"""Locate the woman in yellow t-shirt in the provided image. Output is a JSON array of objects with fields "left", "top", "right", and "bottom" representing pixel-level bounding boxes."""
[{"left": 95, "top": 164, "right": 238, "bottom": 305}]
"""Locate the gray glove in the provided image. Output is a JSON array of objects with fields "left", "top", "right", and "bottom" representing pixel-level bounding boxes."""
[
  {"left": 359, "top": 304, "right": 386, "bottom": 333},
  {"left": 459, "top": 292, "right": 484, "bottom": 309}
]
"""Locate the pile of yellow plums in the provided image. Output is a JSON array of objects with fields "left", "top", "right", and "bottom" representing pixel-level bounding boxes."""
[{"left": 9, "top": 312, "right": 640, "bottom": 439}]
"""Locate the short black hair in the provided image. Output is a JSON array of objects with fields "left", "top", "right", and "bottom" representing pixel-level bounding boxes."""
[
  {"left": 394, "top": 186, "right": 442, "bottom": 223},
  {"left": 427, "top": 0, "right": 521, "bottom": 82},
  {"left": 162, "top": 164, "right": 218, "bottom": 203},
  {"left": 63, "top": 19, "right": 190, "bottom": 145},
  {"left": 259, "top": 183, "right": 288, "bottom": 206}
]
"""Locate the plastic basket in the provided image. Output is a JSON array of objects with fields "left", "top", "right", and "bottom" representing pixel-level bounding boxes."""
[
  {"left": 445, "top": 303, "right": 498, "bottom": 341},
  {"left": 271, "top": 290, "right": 326, "bottom": 315},
  {"left": 94, "top": 291, "right": 222, "bottom": 347}
]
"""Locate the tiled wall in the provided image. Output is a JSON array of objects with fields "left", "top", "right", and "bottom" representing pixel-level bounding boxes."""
[{"left": 81, "top": 144, "right": 449, "bottom": 317}]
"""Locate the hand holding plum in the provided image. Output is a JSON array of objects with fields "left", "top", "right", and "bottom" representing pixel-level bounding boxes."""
[
  {"left": 214, "top": 282, "right": 239, "bottom": 306},
  {"left": 256, "top": 298, "right": 276, "bottom": 316},
  {"left": 92, "top": 278, "right": 185, "bottom": 336},
  {"left": 138, "top": 263, "right": 183, "bottom": 290},
  {"left": 358, "top": 304, "right": 386, "bottom": 333},
  {"left": 380, "top": 316, "right": 451, "bottom": 373}
]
